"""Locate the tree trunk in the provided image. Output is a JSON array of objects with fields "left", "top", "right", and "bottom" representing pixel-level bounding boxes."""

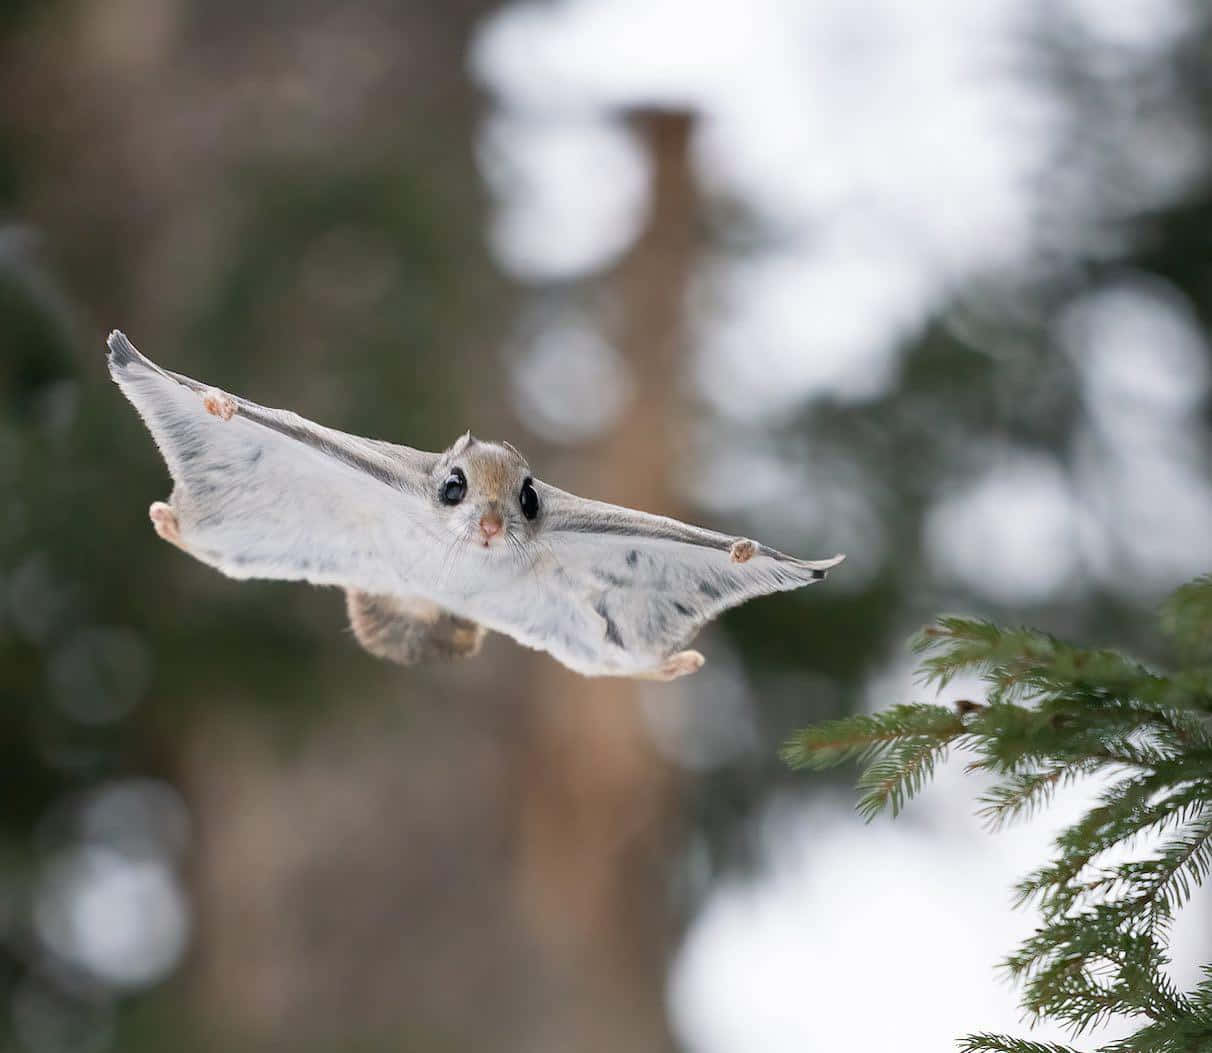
[{"left": 511, "top": 111, "right": 697, "bottom": 1053}]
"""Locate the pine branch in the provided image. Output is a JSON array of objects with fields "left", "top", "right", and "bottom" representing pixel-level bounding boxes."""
[
  {"left": 784, "top": 573, "right": 1212, "bottom": 1051},
  {"left": 1006, "top": 914, "right": 1187, "bottom": 1030},
  {"left": 976, "top": 760, "right": 1095, "bottom": 831},
  {"left": 855, "top": 737, "right": 952, "bottom": 819},
  {"left": 1099, "top": 1017, "right": 1212, "bottom": 1053},
  {"left": 780, "top": 703, "right": 969, "bottom": 819},
  {"left": 915, "top": 614, "right": 1212, "bottom": 720},
  {"left": 1123, "top": 807, "right": 1212, "bottom": 916},
  {"left": 1016, "top": 779, "right": 1212, "bottom": 919},
  {"left": 779, "top": 703, "right": 965, "bottom": 770},
  {"left": 958, "top": 1035, "right": 1084, "bottom": 1053},
  {"left": 913, "top": 617, "right": 1061, "bottom": 694}
]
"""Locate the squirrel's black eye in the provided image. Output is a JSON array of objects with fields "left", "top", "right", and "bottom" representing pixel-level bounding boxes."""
[
  {"left": 441, "top": 468, "right": 467, "bottom": 506},
  {"left": 519, "top": 477, "right": 539, "bottom": 521}
]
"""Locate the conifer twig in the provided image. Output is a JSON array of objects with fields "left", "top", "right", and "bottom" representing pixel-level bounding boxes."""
[{"left": 783, "top": 575, "right": 1212, "bottom": 1052}]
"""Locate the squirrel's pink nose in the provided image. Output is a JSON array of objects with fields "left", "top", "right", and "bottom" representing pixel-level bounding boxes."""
[{"left": 479, "top": 513, "right": 503, "bottom": 543}]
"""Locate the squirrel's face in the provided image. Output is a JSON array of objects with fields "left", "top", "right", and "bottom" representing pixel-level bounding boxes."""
[{"left": 433, "top": 434, "right": 540, "bottom": 550}]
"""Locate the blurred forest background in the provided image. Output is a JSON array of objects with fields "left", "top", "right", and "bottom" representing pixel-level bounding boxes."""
[{"left": 2, "top": 1, "right": 1212, "bottom": 1051}]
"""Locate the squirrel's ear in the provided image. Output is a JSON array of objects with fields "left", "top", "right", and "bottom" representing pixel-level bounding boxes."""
[
  {"left": 501, "top": 440, "right": 526, "bottom": 463},
  {"left": 445, "top": 431, "right": 474, "bottom": 457}
]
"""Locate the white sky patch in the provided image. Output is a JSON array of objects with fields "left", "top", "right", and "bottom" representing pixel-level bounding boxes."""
[
  {"left": 1079, "top": 443, "right": 1212, "bottom": 595},
  {"left": 471, "top": 0, "right": 1053, "bottom": 407},
  {"left": 692, "top": 227, "right": 933, "bottom": 415},
  {"left": 924, "top": 451, "right": 1083, "bottom": 605},
  {"left": 470, "top": 0, "right": 755, "bottom": 112},
  {"left": 1062, "top": 278, "right": 1212, "bottom": 594},
  {"left": 475, "top": 113, "right": 650, "bottom": 282},
  {"left": 1060, "top": 277, "right": 1211, "bottom": 451},
  {"left": 688, "top": 3, "right": 1042, "bottom": 273}
]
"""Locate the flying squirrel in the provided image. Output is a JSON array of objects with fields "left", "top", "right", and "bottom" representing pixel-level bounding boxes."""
[{"left": 106, "top": 330, "right": 844, "bottom": 681}]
